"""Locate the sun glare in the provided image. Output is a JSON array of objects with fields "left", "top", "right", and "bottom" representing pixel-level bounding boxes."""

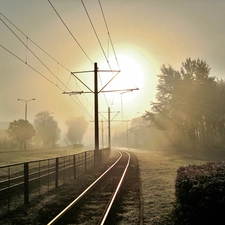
[{"left": 99, "top": 54, "right": 144, "bottom": 104}]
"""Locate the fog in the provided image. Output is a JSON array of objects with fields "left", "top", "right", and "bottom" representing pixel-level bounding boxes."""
[{"left": 1, "top": 1, "right": 225, "bottom": 148}]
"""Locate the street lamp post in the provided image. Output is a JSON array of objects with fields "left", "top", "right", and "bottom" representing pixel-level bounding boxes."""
[
  {"left": 17, "top": 98, "right": 35, "bottom": 150},
  {"left": 17, "top": 98, "right": 35, "bottom": 120}
]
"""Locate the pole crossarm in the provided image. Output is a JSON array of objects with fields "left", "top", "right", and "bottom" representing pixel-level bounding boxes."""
[
  {"left": 71, "top": 72, "right": 94, "bottom": 93},
  {"left": 62, "top": 91, "right": 92, "bottom": 95},
  {"left": 98, "top": 71, "right": 120, "bottom": 92},
  {"left": 101, "top": 87, "right": 139, "bottom": 93},
  {"left": 62, "top": 88, "right": 139, "bottom": 95},
  {"left": 98, "top": 70, "right": 120, "bottom": 73},
  {"left": 71, "top": 69, "right": 121, "bottom": 94},
  {"left": 64, "top": 63, "right": 139, "bottom": 153}
]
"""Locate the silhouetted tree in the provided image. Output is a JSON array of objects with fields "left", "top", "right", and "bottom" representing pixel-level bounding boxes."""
[
  {"left": 33, "top": 111, "right": 60, "bottom": 148},
  {"left": 65, "top": 116, "right": 88, "bottom": 145},
  {"left": 7, "top": 119, "right": 35, "bottom": 149},
  {"left": 144, "top": 58, "right": 221, "bottom": 149},
  {"left": 129, "top": 116, "right": 146, "bottom": 147}
]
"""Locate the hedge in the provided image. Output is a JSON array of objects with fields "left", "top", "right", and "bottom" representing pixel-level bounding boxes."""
[{"left": 172, "top": 161, "right": 225, "bottom": 225}]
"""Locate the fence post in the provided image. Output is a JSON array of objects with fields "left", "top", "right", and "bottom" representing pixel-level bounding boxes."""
[
  {"left": 73, "top": 155, "right": 76, "bottom": 178},
  {"left": 55, "top": 158, "right": 59, "bottom": 188},
  {"left": 24, "top": 163, "right": 29, "bottom": 204},
  {"left": 85, "top": 152, "right": 87, "bottom": 172}
]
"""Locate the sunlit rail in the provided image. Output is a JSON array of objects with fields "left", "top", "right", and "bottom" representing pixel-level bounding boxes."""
[
  {"left": 0, "top": 148, "right": 110, "bottom": 216},
  {"left": 47, "top": 151, "right": 130, "bottom": 225}
]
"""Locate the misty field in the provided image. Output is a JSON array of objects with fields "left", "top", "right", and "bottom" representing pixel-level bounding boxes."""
[
  {"left": 0, "top": 147, "right": 84, "bottom": 166},
  {"left": 1, "top": 147, "right": 225, "bottom": 224}
]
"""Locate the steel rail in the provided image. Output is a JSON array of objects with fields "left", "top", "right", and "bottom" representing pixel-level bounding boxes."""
[
  {"left": 98, "top": 151, "right": 131, "bottom": 225},
  {"left": 47, "top": 151, "right": 123, "bottom": 225}
]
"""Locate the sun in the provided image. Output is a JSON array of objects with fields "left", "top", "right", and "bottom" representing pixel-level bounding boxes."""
[{"left": 99, "top": 54, "right": 144, "bottom": 104}]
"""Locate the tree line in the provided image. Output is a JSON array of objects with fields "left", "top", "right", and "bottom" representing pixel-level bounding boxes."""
[
  {"left": 144, "top": 58, "right": 225, "bottom": 150},
  {"left": 0, "top": 111, "right": 88, "bottom": 150}
]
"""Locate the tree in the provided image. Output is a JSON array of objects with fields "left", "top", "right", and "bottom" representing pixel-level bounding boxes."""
[
  {"left": 144, "top": 58, "right": 220, "bottom": 149},
  {"left": 7, "top": 119, "right": 35, "bottom": 149},
  {"left": 33, "top": 111, "right": 60, "bottom": 148},
  {"left": 65, "top": 116, "right": 88, "bottom": 145},
  {"left": 129, "top": 116, "right": 145, "bottom": 147}
]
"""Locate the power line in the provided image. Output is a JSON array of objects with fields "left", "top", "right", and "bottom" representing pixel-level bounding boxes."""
[
  {"left": 99, "top": 73, "right": 109, "bottom": 107},
  {"left": 1, "top": 44, "right": 93, "bottom": 119},
  {"left": 80, "top": 0, "right": 111, "bottom": 70},
  {"left": 0, "top": 12, "right": 71, "bottom": 73},
  {"left": 71, "top": 76, "right": 94, "bottom": 110},
  {"left": 80, "top": 0, "right": 124, "bottom": 111},
  {"left": 47, "top": 0, "right": 93, "bottom": 65},
  {"left": 0, "top": 13, "right": 94, "bottom": 118},
  {"left": 0, "top": 12, "right": 95, "bottom": 112},
  {"left": 0, "top": 17, "right": 68, "bottom": 90},
  {"left": 98, "top": 0, "right": 120, "bottom": 70},
  {"left": 0, "top": 44, "right": 63, "bottom": 90},
  {"left": 80, "top": 0, "right": 116, "bottom": 108}
]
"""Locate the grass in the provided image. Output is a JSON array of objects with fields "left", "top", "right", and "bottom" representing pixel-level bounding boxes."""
[
  {"left": 0, "top": 147, "right": 86, "bottom": 166},
  {"left": 1, "top": 146, "right": 225, "bottom": 224},
  {"left": 130, "top": 147, "right": 225, "bottom": 225}
]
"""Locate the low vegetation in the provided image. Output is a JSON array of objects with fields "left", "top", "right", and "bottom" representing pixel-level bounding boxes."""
[{"left": 173, "top": 162, "right": 225, "bottom": 225}]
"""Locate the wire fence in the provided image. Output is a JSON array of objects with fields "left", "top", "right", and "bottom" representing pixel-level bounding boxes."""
[{"left": 0, "top": 148, "right": 110, "bottom": 216}]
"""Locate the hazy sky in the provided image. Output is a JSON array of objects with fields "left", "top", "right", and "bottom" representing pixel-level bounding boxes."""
[{"left": 1, "top": 0, "right": 225, "bottom": 134}]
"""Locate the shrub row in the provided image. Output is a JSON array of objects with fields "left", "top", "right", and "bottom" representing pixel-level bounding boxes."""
[{"left": 173, "top": 161, "right": 225, "bottom": 225}]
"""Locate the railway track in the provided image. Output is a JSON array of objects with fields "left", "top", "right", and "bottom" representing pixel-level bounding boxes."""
[{"left": 47, "top": 151, "right": 131, "bottom": 225}]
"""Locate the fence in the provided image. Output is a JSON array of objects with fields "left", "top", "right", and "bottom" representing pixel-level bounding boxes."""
[{"left": 0, "top": 148, "right": 110, "bottom": 216}]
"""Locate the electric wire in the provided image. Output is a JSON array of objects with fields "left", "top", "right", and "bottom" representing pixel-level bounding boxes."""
[
  {"left": 98, "top": 0, "right": 122, "bottom": 107},
  {"left": 99, "top": 73, "right": 109, "bottom": 107},
  {"left": 0, "top": 12, "right": 71, "bottom": 74},
  {"left": 98, "top": 0, "right": 120, "bottom": 70},
  {"left": 71, "top": 76, "right": 94, "bottom": 110},
  {"left": 0, "top": 44, "right": 63, "bottom": 90},
  {"left": 0, "top": 17, "right": 68, "bottom": 90},
  {"left": 47, "top": 0, "right": 93, "bottom": 65},
  {"left": 80, "top": 0, "right": 111, "bottom": 70},
  {"left": 0, "top": 12, "right": 94, "bottom": 118},
  {"left": 0, "top": 12, "right": 94, "bottom": 111},
  {"left": 80, "top": 0, "right": 112, "bottom": 108},
  {"left": 80, "top": 0, "right": 122, "bottom": 110},
  {"left": 1, "top": 44, "right": 93, "bottom": 119},
  {"left": 2, "top": 2, "right": 122, "bottom": 118}
]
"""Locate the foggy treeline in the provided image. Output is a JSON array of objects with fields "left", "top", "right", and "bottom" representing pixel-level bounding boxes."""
[
  {"left": 0, "top": 112, "right": 88, "bottom": 150},
  {"left": 144, "top": 58, "right": 225, "bottom": 150}
]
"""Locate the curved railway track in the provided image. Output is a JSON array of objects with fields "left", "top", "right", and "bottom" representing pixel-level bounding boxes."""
[{"left": 47, "top": 151, "right": 131, "bottom": 225}]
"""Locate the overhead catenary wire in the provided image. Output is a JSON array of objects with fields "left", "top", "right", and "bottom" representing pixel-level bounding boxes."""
[
  {"left": 1, "top": 44, "right": 93, "bottom": 119},
  {"left": 80, "top": 1, "right": 123, "bottom": 110},
  {"left": 98, "top": 0, "right": 120, "bottom": 70},
  {"left": 0, "top": 17, "right": 68, "bottom": 90},
  {"left": 0, "top": 12, "right": 70, "bottom": 73},
  {"left": 0, "top": 12, "right": 94, "bottom": 118},
  {"left": 81, "top": 0, "right": 120, "bottom": 109},
  {"left": 99, "top": 73, "right": 109, "bottom": 107},
  {"left": 47, "top": 0, "right": 93, "bottom": 65},
  {"left": 1, "top": 12, "right": 93, "bottom": 109},
  {"left": 1, "top": 2, "right": 124, "bottom": 118},
  {"left": 0, "top": 44, "right": 64, "bottom": 91},
  {"left": 80, "top": 0, "right": 111, "bottom": 70},
  {"left": 71, "top": 76, "right": 94, "bottom": 110}
]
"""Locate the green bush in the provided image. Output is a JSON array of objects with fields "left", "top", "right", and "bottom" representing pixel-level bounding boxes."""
[{"left": 173, "top": 162, "right": 225, "bottom": 225}]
